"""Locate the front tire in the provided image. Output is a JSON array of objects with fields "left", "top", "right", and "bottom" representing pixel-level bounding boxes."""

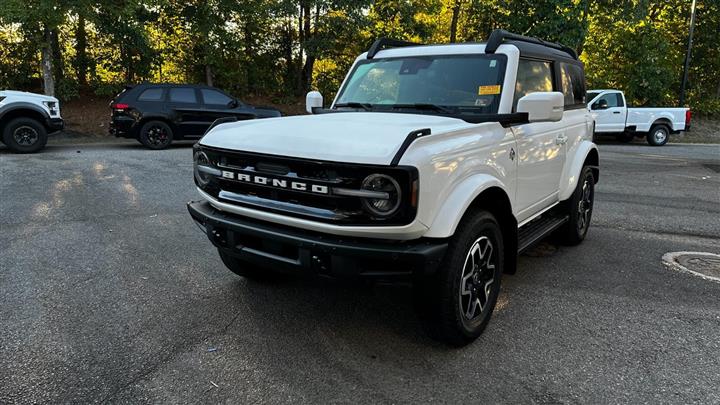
[
  {"left": 415, "top": 210, "right": 503, "bottom": 346},
  {"left": 139, "top": 120, "right": 173, "bottom": 150},
  {"left": 647, "top": 124, "right": 670, "bottom": 146},
  {"left": 2, "top": 117, "right": 48, "bottom": 153},
  {"left": 556, "top": 166, "right": 595, "bottom": 245}
]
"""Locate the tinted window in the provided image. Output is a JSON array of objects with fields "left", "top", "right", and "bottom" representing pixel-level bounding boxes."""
[
  {"left": 595, "top": 93, "right": 620, "bottom": 108},
  {"left": 514, "top": 59, "right": 553, "bottom": 111},
  {"left": 169, "top": 88, "right": 197, "bottom": 103},
  {"left": 559, "top": 63, "right": 586, "bottom": 108},
  {"left": 586, "top": 91, "right": 600, "bottom": 102},
  {"left": 201, "top": 89, "right": 233, "bottom": 105},
  {"left": 137, "top": 88, "right": 164, "bottom": 101},
  {"left": 614, "top": 93, "right": 624, "bottom": 107}
]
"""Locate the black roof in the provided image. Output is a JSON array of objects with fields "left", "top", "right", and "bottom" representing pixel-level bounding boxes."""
[{"left": 367, "top": 29, "right": 582, "bottom": 66}]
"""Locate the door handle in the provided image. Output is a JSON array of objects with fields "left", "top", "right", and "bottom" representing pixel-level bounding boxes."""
[
  {"left": 613, "top": 111, "right": 621, "bottom": 114},
  {"left": 556, "top": 134, "right": 568, "bottom": 145}
]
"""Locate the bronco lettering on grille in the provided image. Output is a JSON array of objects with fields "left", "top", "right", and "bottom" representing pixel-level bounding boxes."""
[{"left": 221, "top": 170, "right": 329, "bottom": 194}]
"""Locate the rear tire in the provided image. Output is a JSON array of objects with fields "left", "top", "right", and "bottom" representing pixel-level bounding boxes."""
[
  {"left": 139, "top": 120, "right": 173, "bottom": 150},
  {"left": 2, "top": 117, "right": 48, "bottom": 153},
  {"left": 647, "top": 124, "right": 670, "bottom": 146},
  {"left": 414, "top": 210, "right": 503, "bottom": 346},
  {"left": 556, "top": 166, "right": 595, "bottom": 245},
  {"left": 218, "top": 250, "right": 278, "bottom": 281}
]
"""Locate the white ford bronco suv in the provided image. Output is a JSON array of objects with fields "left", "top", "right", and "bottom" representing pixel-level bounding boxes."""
[
  {"left": 188, "top": 30, "right": 599, "bottom": 346},
  {"left": 0, "top": 90, "right": 64, "bottom": 153}
]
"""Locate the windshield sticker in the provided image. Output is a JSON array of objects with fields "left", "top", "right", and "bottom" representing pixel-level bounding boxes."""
[
  {"left": 478, "top": 85, "right": 501, "bottom": 95},
  {"left": 489, "top": 60, "right": 497, "bottom": 68}
]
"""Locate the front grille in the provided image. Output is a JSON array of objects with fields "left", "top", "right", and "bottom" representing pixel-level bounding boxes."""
[{"left": 197, "top": 146, "right": 417, "bottom": 225}]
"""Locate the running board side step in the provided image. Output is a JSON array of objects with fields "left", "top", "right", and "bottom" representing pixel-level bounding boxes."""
[{"left": 518, "top": 213, "right": 569, "bottom": 254}]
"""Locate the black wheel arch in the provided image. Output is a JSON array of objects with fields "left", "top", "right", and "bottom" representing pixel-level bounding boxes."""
[
  {"left": 584, "top": 148, "right": 600, "bottom": 184},
  {"left": 463, "top": 187, "right": 518, "bottom": 275},
  {"left": 0, "top": 106, "right": 50, "bottom": 134}
]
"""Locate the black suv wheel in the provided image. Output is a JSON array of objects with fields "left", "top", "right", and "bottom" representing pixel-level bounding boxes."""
[
  {"left": 415, "top": 210, "right": 503, "bottom": 346},
  {"left": 139, "top": 120, "right": 173, "bottom": 150},
  {"left": 556, "top": 166, "right": 595, "bottom": 245},
  {"left": 2, "top": 117, "right": 48, "bottom": 153}
]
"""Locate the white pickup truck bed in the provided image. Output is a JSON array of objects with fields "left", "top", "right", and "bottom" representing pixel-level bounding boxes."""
[{"left": 588, "top": 89, "right": 690, "bottom": 146}]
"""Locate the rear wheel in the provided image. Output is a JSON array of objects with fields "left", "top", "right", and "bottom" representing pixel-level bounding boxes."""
[
  {"left": 556, "top": 166, "right": 595, "bottom": 245},
  {"left": 139, "top": 120, "right": 173, "bottom": 150},
  {"left": 2, "top": 117, "right": 48, "bottom": 153},
  {"left": 414, "top": 210, "right": 503, "bottom": 346},
  {"left": 218, "top": 250, "right": 278, "bottom": 281},
  {"left": 647, "top": 124, "right": 670, "bottom": 146}
]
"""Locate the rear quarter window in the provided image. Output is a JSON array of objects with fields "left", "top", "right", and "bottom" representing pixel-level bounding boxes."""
[{"left": 137, "top": 88, "right": 164, "bottom": 101}]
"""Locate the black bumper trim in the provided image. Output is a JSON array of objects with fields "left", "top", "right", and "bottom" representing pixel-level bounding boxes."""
[
  {"left": 46, "top": 117, "right": 64, "bottom": 132},
  {"left": 187, "top": 200, "right": 448, "bottom": 278}
]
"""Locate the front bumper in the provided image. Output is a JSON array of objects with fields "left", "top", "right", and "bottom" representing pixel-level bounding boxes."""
[
  {"left": 46, "top": 117, "right": 64, "bottom": 133},
  {"left": 188, "top": 200, "right": 448, "bottom": 279}
]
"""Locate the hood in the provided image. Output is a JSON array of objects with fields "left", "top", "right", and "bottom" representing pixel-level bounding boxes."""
[
  {"left": 0, "top": 90, "right": 59, "bottom": 102},
  {"left": 199, "top": 112, "right": 472, "bottom": 165}
]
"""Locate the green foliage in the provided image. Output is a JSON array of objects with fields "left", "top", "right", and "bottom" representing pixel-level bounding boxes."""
[{"left": 0, "top": 0, "right": 717, "bottom": 116}]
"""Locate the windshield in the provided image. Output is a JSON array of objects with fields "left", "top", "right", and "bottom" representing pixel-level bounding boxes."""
[{"left": 334, "top": 54, "right": 507, "bottom": 114}]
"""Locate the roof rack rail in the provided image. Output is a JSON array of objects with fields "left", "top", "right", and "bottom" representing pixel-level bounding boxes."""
[
  {"left": 367, "top": 38, "right": 422, "bottom": 59},
  {"left": 485, "top": 29, "right": 578, "bottom": 60}
]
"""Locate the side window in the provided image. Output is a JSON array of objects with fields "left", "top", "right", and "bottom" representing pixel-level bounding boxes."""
[
  {"left": 615, "top": 93, "right": 625, "bottom": 107},
  {"left": 514, "top": 59, "right": 554, "bottom": 111},
  {"left": 169, "top": 88, "right": 197, "bottom": 103},
  {"left": 560, "top": 63, "right": 586, "bottom": 108},
  {"left": 201, "top": 89, "right": 233, "bottom": 106},
  {"left": 596, "top": 93, "right": 619, "bottom": 108},
  {"left": 137, "top": 88, "right": 164, "bottom": 101}
]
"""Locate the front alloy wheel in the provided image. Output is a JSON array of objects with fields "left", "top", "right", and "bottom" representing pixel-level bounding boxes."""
[
  {"left": 459, "top": 236, "right": 496, "bottom": 323},
  {"left": 414, "top": 210, "right": 503, "bottom": 346}
]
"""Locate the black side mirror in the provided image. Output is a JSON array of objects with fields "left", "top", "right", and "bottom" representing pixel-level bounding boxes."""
[
  {"left": 594, "top": 99, "right": 609, "bottom": 110},
  {"left": 228, "top": 99, "right": 239, "bottom": 108}
]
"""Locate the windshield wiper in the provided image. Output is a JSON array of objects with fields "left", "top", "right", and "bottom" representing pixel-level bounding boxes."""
[
  {"left": 387, "top": 103, "right": 458, "bottom": 114},
  {"left": 334, "top": 102, "right": 373, "bottom": 111}
]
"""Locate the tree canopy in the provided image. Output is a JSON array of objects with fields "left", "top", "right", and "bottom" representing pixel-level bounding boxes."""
[{"left": 0, "top": 0, "right": 717, "bottom": 115}]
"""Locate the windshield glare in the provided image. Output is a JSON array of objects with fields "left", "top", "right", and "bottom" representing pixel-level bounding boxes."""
[{"left": 335, "top": 54, "right": 507, "bottom": 114}]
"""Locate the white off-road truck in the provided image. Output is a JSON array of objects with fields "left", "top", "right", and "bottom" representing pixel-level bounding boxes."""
[
  {"left": 188, "top": 30, "right": 599, "bottom": 346},
  {"left": 0, "top": 90, "right": 64, "bottom": 153}
]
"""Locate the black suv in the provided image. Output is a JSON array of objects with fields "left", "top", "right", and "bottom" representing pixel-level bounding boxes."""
[{"left": 109, "top": 84, "right": 281, "bottom": 149}]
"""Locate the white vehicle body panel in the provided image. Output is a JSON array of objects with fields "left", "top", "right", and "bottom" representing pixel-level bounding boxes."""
[
  {"left": 198, "top": 43, "right": 598, "bottom": 240},
  {"left": 588, "top": 89, "right": 687, "bottom": 133},
  {"left": 0, "top": 90, "right": 61, "bottom": 118}
]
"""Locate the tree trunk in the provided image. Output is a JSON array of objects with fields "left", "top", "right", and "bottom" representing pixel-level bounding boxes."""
[
  {"left": 75, "top": 15, "right": 88, "bottom": 86},
  {"left": 298, "top": 2, "right": 312, "bottom": 94},
  {"left": 50, "top": 29, "right": 64, "bottom": 85},
  {"left": 449, "top": 0, "right": 462, "bottom": 43},
  {"left": 205, "top": 64, "right": 213, "bottom": 87},
  {"left": 41, "top": 27, "right": 55, "bottom": 96}
]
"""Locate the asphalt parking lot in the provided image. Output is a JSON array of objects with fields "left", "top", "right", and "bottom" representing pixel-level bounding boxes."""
[{"left": 1, "top": 140, "right": 719, "bottom": 403}]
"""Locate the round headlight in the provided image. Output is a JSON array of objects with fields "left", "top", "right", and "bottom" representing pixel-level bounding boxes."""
[
  {"left": 193, "top": 151, "right": 212, "bottom": 186},
  {"left": 361, "top": 174, "right": 401, "bottom": 217}
]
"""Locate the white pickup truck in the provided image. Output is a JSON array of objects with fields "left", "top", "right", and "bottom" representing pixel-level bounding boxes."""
[
  {"left": 188, "top": 30, "right": 599, "bottom": 346},
  {"left": 588, "top": 89, "right": 691, "bottom": 146},
  {"left": 0, "top": 90, "right": 64, "bottom": 153}
]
